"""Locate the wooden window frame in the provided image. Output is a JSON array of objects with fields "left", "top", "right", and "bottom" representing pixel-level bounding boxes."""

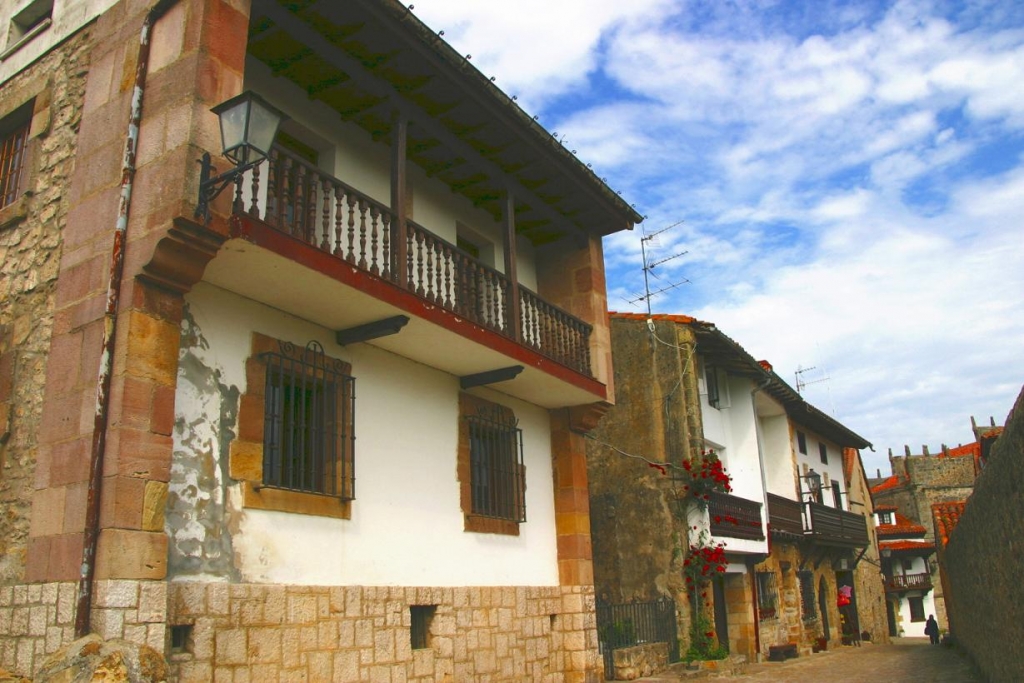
[
  {"left": 457, "top": 392, "right": 526, "bottom": 536},
  {"left": 231, "top": 333, "right": 354, "bottom": 519}
]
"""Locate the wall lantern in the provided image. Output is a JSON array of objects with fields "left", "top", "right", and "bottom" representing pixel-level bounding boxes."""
[
  {"left": 195, "top": 91, "right": 286, "bottom": 222},
  {"left": 802, "top": 468, "right": 822, "bottom": 499}
]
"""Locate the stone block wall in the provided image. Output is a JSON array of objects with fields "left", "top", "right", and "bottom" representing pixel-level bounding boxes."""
[
  {"left": 167, "top": 582, "right": 600, "bottom": 683},
  {"left": 0, "top": 582, "right": 76, "bottom": 675},
  {"left": 0, "top": 579, "right": 162, "bottom": 676},
  {"left": 942, "top": 386, "right": 1024, "bottom": 682},
  {"left": 0, "top": 24, "right": 93, "bottom": 586}
]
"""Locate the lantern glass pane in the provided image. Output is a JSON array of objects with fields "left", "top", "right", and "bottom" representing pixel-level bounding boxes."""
[
  {"left": 218, "top": 100, "right": 250, "bottom": 164},
  {"left": 247, "top": 99, "right": 281, "bottom": 160}
]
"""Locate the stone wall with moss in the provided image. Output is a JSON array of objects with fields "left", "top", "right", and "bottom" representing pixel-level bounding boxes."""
[{"left": 0, "top": 26, "right": 93, "bottom": 585}]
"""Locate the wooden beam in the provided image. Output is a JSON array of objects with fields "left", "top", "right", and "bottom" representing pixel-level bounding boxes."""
[{"left": 258, "top": 4, "right": 583, "bottom": 236}]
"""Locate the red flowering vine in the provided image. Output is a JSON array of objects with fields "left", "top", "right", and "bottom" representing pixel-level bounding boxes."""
[{"left": 680, "top": 449, "right": 733, "bottom": 510}]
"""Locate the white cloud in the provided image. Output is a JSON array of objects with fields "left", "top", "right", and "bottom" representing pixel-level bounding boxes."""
[{"left": 414, "top": 0, "right": 1024, "bottom": 475}]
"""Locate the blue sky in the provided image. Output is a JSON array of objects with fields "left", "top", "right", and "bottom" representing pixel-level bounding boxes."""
[{"left": 413, "top": 0, "right": 1024, "bottom": 476}]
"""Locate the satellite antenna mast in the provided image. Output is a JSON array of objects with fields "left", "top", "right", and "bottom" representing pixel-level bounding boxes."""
[{"left": 627, "top": 220, "right": 691, "bottom": 315}]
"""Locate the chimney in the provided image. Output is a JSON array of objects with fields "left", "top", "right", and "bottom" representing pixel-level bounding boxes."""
[
  {"left": 904, "top": 445, "right": 911, "bottom": 457},
  {"left": 876, "top": 468, "right": 881, "bottom": 478}
]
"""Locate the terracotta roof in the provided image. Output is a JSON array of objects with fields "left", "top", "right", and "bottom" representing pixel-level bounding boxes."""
[
  {"left": 870, "top": 475, "right": 906, "bottom": 494},
  {"left": 932, "top": 501, "right": 968, "bottom": 548},
  {"left": 941, "top": 443, "right": 979, "bottom": 458},
  {"left": 877, "top": 512, "right": 927, "bottom": 536},
  {"left": 880, "top": 539, "right": 936, "bottom": 554},
  {"left": 758, "top": 360, "right": 773, "bottom": 372},
  {"left": 874, "top": 503, "right": 898, "bottom": 512}
]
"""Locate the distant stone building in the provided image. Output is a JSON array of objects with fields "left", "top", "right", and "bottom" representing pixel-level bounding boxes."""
[
  {"left": 587, "top": 313, "right": 885, "bottom": 671},
  {"left": 869, "top": 417, "right": 1001, "bottom": 632}
]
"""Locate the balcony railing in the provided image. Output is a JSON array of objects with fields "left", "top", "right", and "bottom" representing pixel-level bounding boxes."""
[
  {"left": 804, "top": 501, "right": 869, "bottom": 548},
  {"left": 708, "top": 491, "right": 765, "bottom": 540},
  {"left": 885, "top": 573, "right": 932, "bottom": 592},
  {"left": 766, "top": 493, "right": 805, "bottom": 536},
  {"left": 231, "top": 147, "right": 593, "bottom": 375},
  {"left": 766, "top": 494, "right": 870, "bottom": 548}
]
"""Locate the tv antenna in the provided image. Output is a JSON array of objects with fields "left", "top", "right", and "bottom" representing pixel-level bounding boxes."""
[
  {"left": 795, "top": 364, "right": 830, "bottom": 394},
  {"left": 626, "top": 220, "right": 690, "bottom": 315}
]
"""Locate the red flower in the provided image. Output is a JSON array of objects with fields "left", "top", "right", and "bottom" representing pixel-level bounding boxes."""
[{"left": 706, "top": 631, "right": 715, "bottom": 638}]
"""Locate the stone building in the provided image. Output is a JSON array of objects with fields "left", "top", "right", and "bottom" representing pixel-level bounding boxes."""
[
  {"left": 586, "top": 314, "right": 884, "bottom": 669},
  {"left": 868, "top": 416, "right": 998, "bottom": 632},
  {"left": 0, "top": 0, "right": 643, "bottom": 679}
]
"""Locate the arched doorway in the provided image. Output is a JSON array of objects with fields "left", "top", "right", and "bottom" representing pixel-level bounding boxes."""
[{"left": 818, "top": 576, "right": 830, "bottom": 640}]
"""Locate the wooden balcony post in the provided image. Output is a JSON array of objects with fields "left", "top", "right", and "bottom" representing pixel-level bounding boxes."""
[
  {"left": 502, "top": 189, "right": 522, "bottom": 342},
  {"left": 391, "top": 112, "right": 408, "bottom": 287}
]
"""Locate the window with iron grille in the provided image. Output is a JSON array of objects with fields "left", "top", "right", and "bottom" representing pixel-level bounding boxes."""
[
  {"left": 458, "top": 393, "right": 525, "bottom": 534},
  {"left": 467, "top": 405, "right": 525, "bottom": 522},
  {"left": 798, "top": 571, "right": 817, "bottom": 621},
  {"left": 0, "top": 107, "right": 31, "bottom": 209},
  {"left": 756, "top": 571, "right": 779, "bottom": 621},
  {"left": 260, "top": 340, "right": 355, "bottom": 498}
]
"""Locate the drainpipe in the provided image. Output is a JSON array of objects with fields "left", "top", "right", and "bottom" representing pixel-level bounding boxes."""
[
  {"left": 748, "top": 376, "right": 772, "bottom": 659},
  {"left": 75, "top": 0, "right": 182, "bottom": 639}
]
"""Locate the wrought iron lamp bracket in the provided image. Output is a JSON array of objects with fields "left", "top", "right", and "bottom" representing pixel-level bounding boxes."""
[{"left": 194, "top": 152, "right": 264, "bottom": 223}]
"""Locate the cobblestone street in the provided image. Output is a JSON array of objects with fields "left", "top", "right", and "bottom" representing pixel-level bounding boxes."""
[{"left": 638, "top": 638, "right": 984, "bottom": 682}]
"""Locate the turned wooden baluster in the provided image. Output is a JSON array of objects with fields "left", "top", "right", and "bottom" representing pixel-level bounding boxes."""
[
  {"left": 304, "top": 173, "right": 318, "bottom": 245},
  {"left": 381, "top": 213, "right": 392, "bottom": 281},
  {"left": 295, "top": 164, "right": 308, "bottom": 239},
  {"left": 320, "top": 179, "right": 332, "bottom": 251},
  {"left": 405, "top": 229, "right": 414, "bottom": 289},
  {"left": 369, "top": 205, "right": 380, "bottom": 276},
  {"left": 333, "top": 189, "right": 345, "bottom": 257},
  {"left": 414, "top": 231, "right": 426, "bottom": 297},
  {"left": 346, "top": 194, "right": 357, "bottom": 264},
  {"left": 248, "top": 162, "right": 260, "bottom": 216},
  {"left": 276, "top": 154, "right": 288, "bottom": 229},
  {"left": 357, "top": 199, "right": 368, "bottom": 270},
  {"left": 442, "top": 245, "right": 453, "bottom": 309},
  {"left": 424, "top": 239, "right": 435, "bottom": 301},
  {"left": 266, "top": 151, "right": 278, "bottom": 226}
]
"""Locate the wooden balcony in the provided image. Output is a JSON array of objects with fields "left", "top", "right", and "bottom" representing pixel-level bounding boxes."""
[
  {"left": 804, "top": 501, "right": 870, "bottom": 548},
  {"left": 885, "top": 573, "right": 932, "bottom": 593},
  {"left": 766, "top": 494, "right": 870, "bottom": 548},
  {"left": 708, "top": 492, "right": 765, "bottom": 540},
  {"left": 228, "top": 147, "right": 593, "bottom": 377},
  {"left": 766, "top": 493, "right": 804, "bottom": 537}
]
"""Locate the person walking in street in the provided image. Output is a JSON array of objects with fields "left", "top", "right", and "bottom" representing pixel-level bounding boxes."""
[{"left": 925, "top": 615, "right": 940, "bottom": 644}]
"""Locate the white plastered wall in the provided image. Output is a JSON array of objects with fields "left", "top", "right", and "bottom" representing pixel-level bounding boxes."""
[
  {"left": 174, "top": 282, "right": 559, "bottom": 586},
  {"left": 698, "top": 365, "right": 769, "bottom": 555}
]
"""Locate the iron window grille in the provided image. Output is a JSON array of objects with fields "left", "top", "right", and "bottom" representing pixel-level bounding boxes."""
[
  {"left": 799, "top": 571, "right": 817, "bottom": 621},
  {"left": 466, "top": 403, "right": 525, "bottom": 522},
  {"left": 261, "top": 340, "right": 355, "bottom": 499},
  {"left": 0, "top": 115, "right": 30, "bottom": 209},
  {"left": 756, "top": 571, "right": 779, "bottom": 621}
]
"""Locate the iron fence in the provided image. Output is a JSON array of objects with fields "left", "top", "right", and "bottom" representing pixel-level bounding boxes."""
[{"left": 596, "top": 597, "right": 679, "bottom": 679}]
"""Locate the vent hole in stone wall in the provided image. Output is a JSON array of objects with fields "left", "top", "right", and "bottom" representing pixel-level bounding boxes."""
[
  {"left": 171, "top": 624, "right": 193, "bottom": 654},
  {"left": 411, "top": 605, "right": 437, "bottom": 650}
]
